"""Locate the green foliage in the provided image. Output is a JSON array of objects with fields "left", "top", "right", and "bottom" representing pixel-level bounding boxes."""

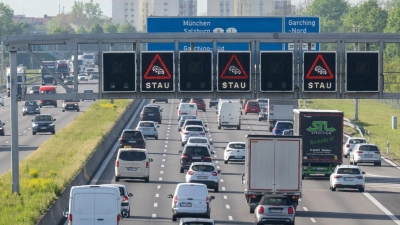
[
  {"left": 76, "top": 26, "right": 88, "bottom": 34},
  {"left": 118, "top": 22, "right": 137, "bottom": 33},
  {"left": 84, "top": 0, "right": 103, "bottom": 18},
  {"left": 304, "top": 0, "right": 349, "bottom": 31},
  {"left": 342, "top": 0, "right": 387, "bottom": 32},
  {"left": 103, "top": 22, "right": 119, "bottom": 33},
  {"left": 0, "top": 3, "right": 30, "bottom": 36},
  {"left": 89, "top": 23, "right": 103, "bottom": 33}
]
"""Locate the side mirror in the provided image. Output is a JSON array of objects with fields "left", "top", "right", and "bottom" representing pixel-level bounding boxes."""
[
  {"left": 157, "top": 125, "right": 160, "bottom": 128},
  {"left": 167, "top": 194, "right": 173, "bottom": 198},
  {"left": 31, "top": 119, "right": 34, "bottom": 122},
  {"left": 176, "top": 107, "right": 178, "bottom": 109},
  {"left": 53, "top": 119, "right": 57, "bottom": 121},
  {"left": 211, "top": 151, "right": 215, "bottom": 155},
  {"left": 205, "top": 130, "right": 208, "bottom": 133},
  {"left": 63, "top": 208, "right": 69, "bottom": 217},
  {"left": 2, "top": 123, "right": 5, "bottom": 126},
  {"left": 222, "top": 147, "right": 226, "bottom": 150},
  {"left": 210, "top": 141, "right": 213, "bottom": 145},
  {"left": 217, "top": 170, "right": 221, "bottom": 174},
  {"left": 148, "top": 158, "right": 153, "bottom": 162},
  {"left": 128, "top": 193, "right": 133, "bottom": 197},
  {"left": 210, "top": 196, "right": 215, "bottom": 200},
  {"left": 241, "top": 111, "right": 243, "bottom": 115},
  {"left": 204, "top": 124, "right": 208, "bottom": 127},
  {"left": 178, "top": 150, "right": 182, "bottom": 154},
  {"left": 362, "top": 171, "right": 366, "bottom": 174}
]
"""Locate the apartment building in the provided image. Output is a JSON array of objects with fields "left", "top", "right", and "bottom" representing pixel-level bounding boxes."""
[
  {"left": 112, "top": 0, "right": 197, "bottom": 32},
  {"left": 207, "top": 0, "right": 291, "bottom": 16}
]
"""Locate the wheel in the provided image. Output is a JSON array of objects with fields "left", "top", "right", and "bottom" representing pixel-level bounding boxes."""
[
  {"left": 259, "top": 118, "right": 261, "bottom": 121},
  {"left": 249, "top": 206, "right": 255, "bottom": 214},
  {"left": 0, "top": 132, "right": 4, "bottom": 136},
  {"left": 375, "top": 162, "right": 381, "bottom": 166},
  {"left": 353, "top": 162, "right": 358, "bottom": 165},
  {"left": 302, "top": 174, "right": 305, "bottom": 180},
  {"left": 180, "top": 168, "right": 184, "bottom": 173},
  {"left": 32, "top": 132, "right": 36, "bottom": 135},
  {"left": 181, "top": 143, "right": 185, "bottom": 147},
  {"left": 62, "top": 110, "right": 65, "bottom": 112},
  {"left": 237, "top": 125, "right": 240, "bottom": 130},
  {"left": 55, "top": 104, "right": 57, "bottom": 107},
  {"left": 158, "top": 120, "right": 162, "bottom": 124},
  {"left": 209, "top": 105, "right": 212, "bottom": 108},
  {"left": 39, "top": 105, "right": 42, "bottom": 108},
  {"left": 172, "top": 215, "right": 177, "bottom": 221},
  {"left": 203, "top": 108, "right": 206, "bottom": 112},
  {"left": 350, "top": 159, "right": 353, "bottom": 165},
  {"left": 331, "top": 185, "right": 336, "bottom": 191},
  {"left": 245, "top": 112, "right": 247, "bottom": 115},
  {"left": 22, "top": 114, "right": 25, "bottom": 116},
  {"left": 115, "top": 177, "right": 120, "bottom": 182},
  {"left": 127, "top": 207, "right": 131, "bottom": 218},
  {"left": 224, "top": 160, "right": 228, "bottom": 164},
  {"left": 52, "top": 131, "right": 55, "bottom": 135},
  {"left": 344, "top": 155, "right": 348, "bottom": 158},
  {"left": 218, "top": 126, "right": 221, "bottom": 130},
  {"left": 214, "top": 185, "right": 219, "bottom": 192},
  {"left": 359, "top": 188, "right": 364, "bottom": 192},
  {"left": 165, "top": 100, "right": 168, "bottom": 103},
  {"left": 144, "top": 177, "right": 149, "bottom": 183},
  {"left": 77, "top": 109, "right": 80, "bottom": 112},
  {"left": 155, "top": 136, "right": 158, "bottom": 140},
  {"left": 153, "top": 100, "right": 155, "bottom": 103}
]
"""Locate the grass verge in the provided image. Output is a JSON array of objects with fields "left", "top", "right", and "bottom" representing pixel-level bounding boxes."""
[
  {"left": 299, "top": 99, "right": 400, "bottom": 161},
  {"left": 0, "top": 99, "right": 132, "bottom": 225}
]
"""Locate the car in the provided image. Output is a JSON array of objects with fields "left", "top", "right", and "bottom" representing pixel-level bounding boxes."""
[
  {"left": 179, "top": 218, "right": 215, "bottom": 225},
  {"left": 114, "top": 147, "right": 153, "bottom": 183},
  {"left": 85, "top": 68, "right": 96, "bottom": 73},
  {"left": 0, "top": 120, "right": 5, "bottom": 136},
  {"left": 181, "top": 98, "right": 191, "bottom": 103},
  {"left": 29, "top": 85, "right": 40, "bottom": 94},
  {"left": 135, "top": 121, "right": 159, "bottom": 139},
  {"left": 167, "top": 183, "right": 215, "bottom": 221},
  {"left": 99, "top": 184, "right": 133, "bottom": 218},
  {"left": 22, "top": 100, "right": 40, "bottom": 116},
  {"left": 258, "top": 107, "right": 268, "bottom": 121},
  {"left": 178, "top": 115, "right": 198, "bottom": 131},
  {"left": 89, "top": 73, "right": 99, "bottom": 79},
  {"left": 349, "top": 143, "right": 381, "bottom": 166},
  {"left": 190, "top": 98, "right": 206, "bottom": 112},
  {"left": 185, "top": 162, "right": 220, "bottom": 192},
  {"left": 223, "top": 142, "right": 245, "bottom": 164},
  {"left": 63, "top": 76, "right": 74, "bottom": 85},
  {"left": 153, "top": 98, "right": 168, "bottom": 103},
  {"left": 209, "top": 98, "right": 219, "bottom": 108},
  {"left": 140, "top": 105, "right": 162, "bottom": 124},
  {"left": 31, "top": 114, "right": 56, "bottom": 135},
  {"left": 119, "top": 129, "right": 146, "bottom": 148},
  {"left": 187, "top": 137, "right": 213, "bottom": 154},
  {"left": 182, "top": 119, "right": 207, "bottom": 133},
  {"left": 62, "top": 100, "right": 80, "bottom": 112},
  {"left": 329, "top": 165, "right": 365, "bottom": 192},
  {"left": 146, "top": 104, "right": 163, "bottom": 112},
  {"left": 177, "top": 103, "right": 198, "bottom": 121},
  {"left": 254, "top": 195, "right": 295, "bottom": 225},
  {"left": 257, "top": 98, "right": 269, "bottom": 109},
  {"left": 343, "top": 138, "right": 367, "bottom": 158},
  {"left": 179, "top": 144, "right": 214, "bottom": 173},
  {"left": 82, "top": 89, "right": 96, "bottom": 101},
  {"left": 77, "top": 73, "right": 89, "bottom": 82},
  {"left": 273, "top": 121, "right": 293, "bottom": 135},
  {"left": 180, "top": 125, "right": 207, "bottom": 146},
  {"left": 244, "top": 100, "right": 261, "bottom": 114}
]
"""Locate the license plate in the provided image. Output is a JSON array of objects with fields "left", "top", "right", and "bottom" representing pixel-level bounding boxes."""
[
  {"left": 67, "top": 107, "right": 73, "bottom": 109},
  {"left": 251, "top": 109, "right": 255, "bottom": 110},
  {"left": 143, "top": 128, "right": 150, "bottom": 131},
  {"left": 269, "top": 209, "right": 282, "bottom": 213},
  {"left": 365, "top": 154, "right": 373, "bottom": 158},
  {"left": 222, "top": 122, "right": 229, "bottom": 124},
  {"left": 344, "top": 178, "right": 353, "bottom": 181},
  {"left": 180, "top": 202, "right": 192, "bottom": 207},
  {"left": 127, "top": 167, "right": 137, "bottom": 171},
  {"left": 40, "top": 127, "right": 47, "bottom": 129},
  {"left": 46, "top": 102, "right": 50, "bottom": 104},
  {"left": 235, "top": 156, "right": 243, "bottom": 158},
  {"left": 129, "top": 141, "right": 136, "bottom": 143},
  {"left": 192, "top": 157, "right": 201, "bottom": 159},
  {"left": 315, "top": 167, "right": 326, "bottom": 170},
  {"left": 197, "top": 176, "right": 208, "bottom": 179},
  {"left": 191, "top": 134, "right": 198, "bottom": 136},
  {"left": 29, "top": 111, "right": 33, "bottom": 113},
  {"left": 148, "top": 114, "right": 154, "bottom": 116}
]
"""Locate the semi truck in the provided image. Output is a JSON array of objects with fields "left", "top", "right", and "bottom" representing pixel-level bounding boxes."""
[
  {"left": 293, "top": 109, "right": 343, "bottom": 179},
  {"left": 6, "top": 66, "right": 27, "bottom": 97},
  {"left": 268, "top": 99, "right": 299, "bottom": 131},
  {"left": 242, "top": 135, "right": 302, "bottom": 213},
  {"left": 55, "top": 60, "right": 70, "bottom": 79}
]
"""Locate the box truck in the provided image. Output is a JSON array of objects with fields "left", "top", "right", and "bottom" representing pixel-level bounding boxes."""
[{"left": 268, "top": 99, "right": 298, "bottom": 131}]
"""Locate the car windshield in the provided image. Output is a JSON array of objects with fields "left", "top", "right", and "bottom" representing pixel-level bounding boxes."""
[
  {"left": 119, "top": 151, "right": 146, "bottom": 161},
  {"left": 359, "top": 145, "right": 379, "bottom": 151},
  {"left": 31, "top": 86, "right": 40, "bottom": 90},
  {"left": 35, "top": 115, "right": 53, "bottom": 121},
  {"left": 228, "top": 143, "right": 245, "bottom": 149},
  {"left": 277, "top": 123, "right": 293, "bottom": 129},
  {"left": 262, "top": 197, "right": 290, "bottom": 205},
  {"left": 143, "top": 107, "right": 159, "bottom": 113},
  {"left": 139, "top": 122, "right": 154, "bottom": 127},
  {"left": 25, "top": 101, "right": 37, "bottom": 106},
  {"left": 122, "top": 131, "right": 142, "bottom": 138},
  {"left": 84, "top": 90, "right": 93, "bottom": 93},
  {"left": 184, "top": 147, "right": 209, "bottom": 155},
  {"left": 83, "top": 55, "right": 94, "bottom": 59},
  {"left": 248, "top": 102, "right": 259, "bottom": 106},
  {"left": 191, "top": 165, "right": 215, "bottom": 172},
  {"left": 337, "top": 168, "right": 361, "bottom": 174},
  {"left": 185, "top": 121, "right": 203, "bottom": 126},
  {"left": 258, "top": 99, "right": 268, "bottom": 104},
  {"left": 349, "top": 139, "right": 366, "bottom": 144}
]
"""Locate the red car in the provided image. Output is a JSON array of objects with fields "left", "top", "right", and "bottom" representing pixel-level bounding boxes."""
[
  {"left": 244, "top": 100, "right": 260, "bottom": 114},
  {"left": 190, "top": 98, "right": 206, "bottom": 112}
]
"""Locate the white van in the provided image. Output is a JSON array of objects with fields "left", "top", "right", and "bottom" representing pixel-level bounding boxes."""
[
  {"left": 114, "top": 148, "right": 153, "bottom": 182},
  {"left": 177, "top": 103, "right": 198, "bottom": 120},
  {"left": 217, "top": 101, "right": 241, "bottom": 130},
  {"left": 216, "top": 99, "right": 237, "bottom": 113},
  {"left": 64, "top": 185, "right": 121, "bottom": 225},
  {"left": 168, "top": 183, "right": 215, "bottom": 221}
]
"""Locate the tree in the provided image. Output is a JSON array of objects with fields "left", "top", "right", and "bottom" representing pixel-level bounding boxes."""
[
  {"left": 384, "top": 4, "right": 400, "bottom": 57},
  {"left": 89, "top": 23, "right": 103, "bottom": 33},
  {"left": 118, "top": 22, "right": 136, "bottom": 33},
  {"left": 49, "top": 25, "right": 71, "bottom": 34},
  {"left": 84, "top": 0, "right": 103, "bottom": 18},
  {"left": 0, "top": 3, "right": 15, "bottom": 36},
  {"left": 76, "top": 26, "right": 88, "bottom": 34},
  {"left": 103, "top": 22, "right": 119, "bottom": 33},
  {"left": 303, "top": 0, "right": 349, "bottom": 32},
  {"left": 46, "top": 14, "right": 74, "bottom": 34}
]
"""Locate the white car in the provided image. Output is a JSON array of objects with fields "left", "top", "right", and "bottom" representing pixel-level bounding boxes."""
[
  {"left": 330, "top": 165, "right": 365, "bottom": 192},
  {"left": 135, "top": 121, "right": 159, "bottom": 139},
  {"left": 180, "top": 125, "right": 207, "bottom": 146},
  {"left": 187, "top": 137, "right": 213, "bottom": 153},
  {"left": 185, "top": 162, "right": 220, "bottom": 192},
  {"left": 343, "top": 138, "right": 366, "bottom": 158},
  {"left": 223, "top": 142, "right": 245, "bottom": 164},
  {"left": 178, "top": 115, "right": 198, "bottom": 131},
  {"left": 77, "top": 73, "right": 89, "bottom": 82},
  {"left": 0, "top": 94, "right": 4, "bottom": 106},
  {"left": 350, "top": 143, "right": 381, "bottom": 166},
  {"left": 99, "top": 184, "right": 133, "bottom": 218}
]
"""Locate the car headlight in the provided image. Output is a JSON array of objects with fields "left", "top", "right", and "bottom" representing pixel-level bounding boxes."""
[
  {"left": 36, "top": 108, "right": 39, "bottom": 111},
  {"left": 75, "top": 103, "right": 78, "bottom": 106},
  {"left": 49, "top": 123, "right": 55, "bottom": 126},
  {"left": 33, "top": 123, "right": 38, "bottom": 127}
]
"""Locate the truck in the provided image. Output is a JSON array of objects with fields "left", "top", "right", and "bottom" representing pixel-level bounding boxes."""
[
  {"left": 6, "top": 66, "right": 27, "bottom": 97},
  {"left": 242, "top": 135, "right": 302, "bottom": 213},
  {"left": 41, "top": 61, "right": 57, "bottom": 85},
  {"left": 293, "top": 109, "right": 343, "bottom": 179},
  {"left": 268, "top": 99, "right": 298, "bottom": 131},
  {"left": 55, "top": 60, "right": 70, "bottom": 79}
]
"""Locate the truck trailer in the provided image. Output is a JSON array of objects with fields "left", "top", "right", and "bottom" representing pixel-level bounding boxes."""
[
  {"left": 268, "top": 99, "right": 298, "bottom": 131},
  {"left": 293, "top": 109, "right": 343, "bottom": 179},
  {"left": 242, "top": 135, "right": 302, "bottom": 213}
]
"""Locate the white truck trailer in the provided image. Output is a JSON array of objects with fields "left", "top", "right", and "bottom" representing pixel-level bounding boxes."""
[
  {"left": 242, "top": 135, "right": 302, "bottom": 213},
  {"left": 268, "top": 99, "right": 298, "bottom": 131}
]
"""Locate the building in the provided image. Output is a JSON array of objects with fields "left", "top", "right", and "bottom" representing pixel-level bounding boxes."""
[
  {"left": 207, "top": 0, "right": 291, "bottom": 16},
  {"left": 112, "top": 0, "right": 197, "bottom": 32}
]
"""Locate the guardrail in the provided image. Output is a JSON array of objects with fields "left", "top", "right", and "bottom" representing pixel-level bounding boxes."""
[{"left": 343, "top": 118, "right": 365, "bottom": 138}]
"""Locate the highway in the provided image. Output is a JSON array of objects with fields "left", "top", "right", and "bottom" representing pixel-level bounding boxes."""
[
  {"left": 85, "top": 99, "right": 400, "bottom": 225},
  {"left": 0, "top": 79, "right": 99, "bottom": 175}
]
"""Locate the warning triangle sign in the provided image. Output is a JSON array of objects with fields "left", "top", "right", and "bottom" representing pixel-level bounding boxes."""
[
  {"left": 143, "top": 54, "right": 172, "bottom": 80},
  {"left": 220, "top": 54, "right": 248, "bottom": 79},
  {"left": 305, "top": 54, "right": 334, "bottom": 80}
]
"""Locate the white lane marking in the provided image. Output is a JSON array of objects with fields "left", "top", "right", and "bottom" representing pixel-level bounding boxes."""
[
  {"left": 19, "top": 134, "right": 21, "bottom": 135},
  {"left": 220, "top": 179, "right": 224, "bottom": 182},
  {"left": 157, "top": 185, "right": 161, "bottom": 189},
  {"left": 152, "top": 214, "right": 156, "bottom": 218},
  {"left": 214, "top": 155, "right": 217, "bottom": 158},
  {"left": 159, "top": 177, "right": 163, "bottom": 181},
  {"left": 164, "top": 149, "right": 167, "bottom": 152},
  {"left": 154, "top": 203, "right": 158, "bottom": 207},
  {"left": 363, "top": 192, "right": 400, "bottom": 224},
  {"left": 216, "top": 161, "right": 219, "bottom": 163},
  {"left": 161, "top": 165, "right": 164, "bottom": 167},
  {"left": 299, "top": 199, "right": 302, "bottom": 201},
  {"left": 168, "top": 124, "right": 171, "bottom": 127},
  {"left": 310, "top": 218, "right": 316, "bottom": 223},
  {"left": 155, "top": 193, "right": 159, "bottom": 198},
  {"left": 228, "top": 216, "right": 233, "bottom": 220},
  {"left": 160, "top": 171, "right": 164, "bottom": 174},
  {"left": 224, "top": 195, "right": 227, "bottom": 199},
  {"left": 164, "top": 145, "right": 168, "bottom": 148},
  {"left": 222, "top": 187, "right": 226, "bottom": 191},
  {"left": 217, "top": 166, "right": 220, "bottom": 169},
  {"left": 303, "top": 207, "right": 308, "bottom": 211},
  {"left": 5, "top": 141, "right": 9, "bottom": 144},
  {"left": 163, "top": 154, "right": 166, "bottom": 156},
  {"left": 382, "top": 156, "right": 400, "bottom": 169},
  {"left": 23, "top": 131, "right": 26, "bottom": 132},
  {"left": 167, "top": 127, "right": 170, "bottom": 130},
  {"left": 165, "top": 141, "right": 168, "bottom": 144},
  {"left": 162, "top": 159, "right": 165, "bottom": 161},
  {"left": 166, "top": 133, "right": 169, "bottom": 136},
  {"left": 226, "top": 205, "right": 230, "bottom": 209}
]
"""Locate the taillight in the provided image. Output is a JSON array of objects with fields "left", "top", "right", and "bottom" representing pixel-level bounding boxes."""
[
  {"left": 375, "top": 151, "right": 380, "bottom": 154},
  {"left": 188, "top": 170, "right": 194, "bottom": 175},
  {"left": 346, "top": 144, "right": 350, "bottom": 147},
  {"left": 123, "top": 196, "right": 129, "bottom": 201},
  {"left": 178, "top": 110, "right": 181, "bottom": 114},
  {"left": 119, "top": 138, "right": 124, "bottom": 141},
  {"left": 181, "top": 154, "right": 188, "bottom": 159},
  {"left": 226, "top": 150, "right": 232, "bottom": 152},
  {"left": 117, "top": 214, "right": 121, "bottom": 222},
  {"left": 204, "top": 156, "right": 212, "bottom": 161},
  {"left": 334, "top": 175, "right": 341, "bottom": 178},
  {"left": 146, "top": 161, "right": 149, "bottom": 168},
  {"left": 356, "top": 176, "right": 364, "bottom": 179},
  {"left": 183, "top": 132, "right": 189, "bottom": 135},
  {"left": 249, "top": 195, "right": 256, "bottom": 199},
  {"left": 154, "top": 128, "right": 157, "bottom": 131},
  {"left": 211, "top": 171, "right": 218, "bottom": 176},
  {"left": 199, "top": 132, "right": 205, "bottom": 135},
  {"left": 206, "top": 196, "right": 209, "bottom": 205},
  {"left": 208, "top": 145, "right": 210, "bottom": 149},
  {"left": 258, "top": 206, "right": 264, "bottom": 214},
  {"left": 116, "top": 160, "right": 119, "bottom": 167},
  {"left": 288, "top": 207, "right": 294, "bottom": 214},
  {"left": 174, "top": 195, "right": 178, "bottom": 205},
  {"left": 68, "top": 213, "right": 72, "bottom": 222},
  {"left": 356, "top": 151, "right": 363, "bottom": 153},
  {"left": 292, "top": 196, "right": 299, "bottom": 199},
  {"left": 196, "top": 110, "right": 198, "bottom": 115}
]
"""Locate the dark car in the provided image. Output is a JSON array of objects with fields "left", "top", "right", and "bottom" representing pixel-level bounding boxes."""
[
  {"left": 153, "top": 98, "right": 168, "bottom": 103},
  {"left": 180, "top": 98, "right": 191, "bottom": 103},
  {"left": 209, "top": 98, "right": 219, "bottom": 108},
  {"left": 89, "top": 73, "right": 99, "bottom": 79},
  {"left": 178, "top": 144, "right": 213, "bottom": 173},
  {"left": 62, "top": 100, "right": 80, "bottom": 112},
  {"left": 22, "top": 101, "right": 41, "bottom": 116},
  {"left": 140, "top": 105, "right": 162, "bottom": 124},
  {"left": 32, "top": 114, "right": 56, "bottom": 135},
  {"left": 273, "top": 121, "right": 293, "bottom": 135},
  {"left": 0, "top": 120, "right": 5, "bottom": 136},
  {"left": 119, "top": 129, "right": 146, "bottom": 149},
  {"left": 29, "top": 85, "right": 40, "bottom": 94},
  {"left": 190, "top": 98, "right": 206, "bottom": 112}
]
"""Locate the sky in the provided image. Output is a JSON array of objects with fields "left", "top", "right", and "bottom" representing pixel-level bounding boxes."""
[{"left": 2, "top": 0, "right": 362, "bottom": 18}]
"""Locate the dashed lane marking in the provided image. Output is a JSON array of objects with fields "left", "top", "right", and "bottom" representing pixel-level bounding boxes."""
[
  {"left": 310, "top": 218, "right": 316, "bottom": 223},
  {"left": 157, "top": 185, "right": 161, "bottom": 189},
  {"left": 154, "top": 203, "right": 158, "bottom": 207},
  {"left": 152, "top": 214, "right": 156, "bottom": 218},
  {"left": 155, "top": 194, "right": 159, "bottom": 198},
  {"left": 303, "top": 207, "right": 308, "bottom": 211},
  {"left": 228, "top": 216, "right": 233, "bottom": 220},
  {"left": 226, "top": 205, "right": 230, "bottom": 209},
  {"left": 224, "top": 196, "right": 227, "bottom": 199}
]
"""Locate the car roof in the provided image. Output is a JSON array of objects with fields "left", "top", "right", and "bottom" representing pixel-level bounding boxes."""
[
  {"left": 118, "top": 147, "right": 148, "bottom": 152},
  {"left": 99, "top": 183, "right": 127, "bottom": 189},
  {"left": 276, "top": 120, "right": 293, "bottom": 123},
  {"left": 177, "top": 182, "right": 207, "bottom": 187},
  {"left": 188, "top": 136, "right": 208, "bottom": 140},
  {"left": 184, "top": 119, "right": 203, "bottom": 122},
  {"left": 185, "top": 143, "right": 209, "bottom": 147},
  {"left": 184, "top": 125, "right": 204, "bottom": 129},
  {"left": 190, "top": 162, "right": 214, "bottom": 166},
  {"left": 356, "top": 143, "right": 376, "bottom": 146},
  {"left": 180, "top": 218, "right": 214, "bottom": 222},
  {"left": 348, "top": 137, "right": 366, "bottom": 140},
  {"left": 336, "top": 164, "right": 360, "bottom": 169},
  {"left": 139, "top": 121, "right": 156, "bottom": 123}
]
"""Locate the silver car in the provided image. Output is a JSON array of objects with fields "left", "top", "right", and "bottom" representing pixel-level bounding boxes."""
[
  {"left": 135, "top": 121, "right": 159, "bottom": 139},
  {"left": 100, "top": 184, "right": 133, "bottom": 217},
  {"left": 350, "top": 143, "right": 381, "bottom": 166},
  {"left": 185, "top": 162, "right": 220, "bottom": 192},
  {"left": 343, "top": 138, "right": 366, "bottom": 158},
  {"left": 178, "top": 115, "right": 198, "bottom": 131},
  {"left": 254, "top": 195, "right": 295, "bottom": 225},
  {"left": 180, "top": 125, "right": 207, "bottom": 146}
]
